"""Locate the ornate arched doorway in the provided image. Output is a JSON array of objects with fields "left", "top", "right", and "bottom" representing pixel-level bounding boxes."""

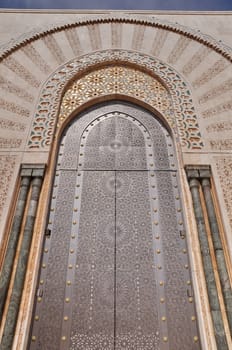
[{"left": 28, "top": 102, "right": 200, "bottom": 349}]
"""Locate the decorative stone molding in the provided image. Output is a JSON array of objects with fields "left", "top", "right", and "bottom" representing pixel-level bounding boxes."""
[
  {"left": 0, "top": 15, "right": 231, "bottom": 62},
  {"left": 27, "top": 50, "right": 204, "bottom": 150},
  {"left": 215, "top": 157, "right": 232, "bottom": 230},
  {"left": 0, "top": 155, "right": 17, "bottom": 220}
]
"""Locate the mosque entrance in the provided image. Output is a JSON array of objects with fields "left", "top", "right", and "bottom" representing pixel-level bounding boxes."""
[{"left": 28, "top": 102, "right": 200, "bottom": 349}]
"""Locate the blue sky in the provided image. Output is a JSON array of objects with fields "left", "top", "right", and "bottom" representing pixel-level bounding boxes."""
[{"left": 0, "top": 0, "right": 231, "bottom": 10}]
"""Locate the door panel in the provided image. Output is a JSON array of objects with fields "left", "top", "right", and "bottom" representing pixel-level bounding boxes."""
[
  {"left": 70, "top": 171, "right": 115, "bottom": 349},
  {"left": 116, "top": 171, "right": 159, "bottom": 349},
  {"left": 28, "top": 102, "right": 201, "bottom": 350}
]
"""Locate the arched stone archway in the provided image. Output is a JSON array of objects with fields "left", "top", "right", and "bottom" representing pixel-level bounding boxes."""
[{"left": 28, "top": 50, "right": 203, "bottom": 151}]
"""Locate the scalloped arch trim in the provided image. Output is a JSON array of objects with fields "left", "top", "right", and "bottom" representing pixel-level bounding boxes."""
[{"left": 0, "top": 14, "right": 232, "bottom": 62}]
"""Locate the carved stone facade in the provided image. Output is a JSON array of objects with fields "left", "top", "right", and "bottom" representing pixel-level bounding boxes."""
[
  {"left": 215, "top": 157, "right": 232, "bottom": 229},
  {"left": 0, "top": 155, "right": 17, "bottom": 221},
  {"left": 28, "top": 50, "right": 204, "bottom": 150},
  {"left": 0, "top": 10, "right": 231, "bottom": 350}
]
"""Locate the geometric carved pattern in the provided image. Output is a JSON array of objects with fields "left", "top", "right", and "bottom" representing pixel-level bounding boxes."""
[
  {"left": 0, "top": 155, "right": 17, "bottom": 220},
  {"left": 215, "top": 157, "right": 232, "bottom": 230},
  {"left": 28, "top": 50, "right": 204, "bottom": 150},
  {"left": 60, "top": 66, "right": 172, "bottom": 129}
]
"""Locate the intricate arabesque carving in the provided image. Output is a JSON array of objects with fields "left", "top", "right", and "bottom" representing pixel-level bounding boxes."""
[
  {"left": 210, "top": 139, "right": 232, "bottom": 150},
  {"left": 0, "top": 76, "right": 34, "bottom": 103},
  {"left": 0, "top": 137, "right": 22, "bottom": 148},
  {"left": 199, "top": 78, "right": 232, "bottom": 105},
  {"left": 21, "top": 44, "right": 52, "bottom": 75},
  {"left": 215, "top": 157, "right": 232, "bottom": 230},
  {"left": 132, "top": 24, "right": 145, "bottom": 51},
  {"left": 167, "top": 36, "right": 190, "bottom": 65},
  {"left": 192, "top": 58, "right": 230, "bottom": 88},
  {"left": 0, "top": 15, "right": 231, "bottom": 62},
  {"left": 3, "top": 56, "right": 40, "bottom": 88},
  {"left": 150, "top": 29, "right": 168, "bottom": 56},
  {"left": 28, "top": 50, "right": 203, "bottom": 150},
  {"left": 59, "top": 66, "right": 172, "bottom": 128},
  {"left": 182, "top": 46, "right": 210, "bottom": 76},
  {"left": 202, "top": 100, "right": 232, "bottom": 118},
  {"left": 43, "top": 34, "right": 66, "bottom": 65},
  {"left": 0, "top": 155, "right": 17, "bottom": 220},
  {"left": 0, "top": 118, "right": 26, "bottom": 132},
  {"left": 206, "top": 121, "right": 232, "bottom": 133},
  {"left": 65, "top": 28, "right": 82, "bottom": 56},
  {"left": 0, "top": 97, "right": 30, "bottom": 118}
]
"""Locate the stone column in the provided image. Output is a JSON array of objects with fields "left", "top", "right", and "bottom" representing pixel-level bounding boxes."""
[
  {"left": 0, "top": 166, "right": 45, "bottom": 350},
  {"left": 0, "top": 169, "right": 31, "bottom": 319},
  {"left": 187, "top": 169, "right": 228, "bottom": 349},
  {"left": 201, "top": 177, "right": 232, "bottom": 332}
]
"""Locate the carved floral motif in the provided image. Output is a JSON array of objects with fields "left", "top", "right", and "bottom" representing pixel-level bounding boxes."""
[
  {"left": 0, "top": 155, "right": 17, "bottom": 220},
  {"left": 215, "top": 157, "right": 232, "bottom": 230},
  {"left": 59, "top": 66, "right": 172, "bottom": 127}
]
